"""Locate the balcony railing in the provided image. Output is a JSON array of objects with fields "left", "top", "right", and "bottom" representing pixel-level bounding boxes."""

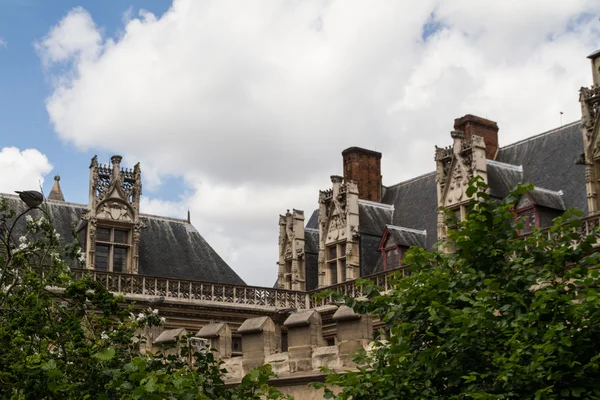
[
  {"left": 71, "top": 268, "right": 312, "bottom": 310},
  {"left": 70, "top": 213, "right": 600, "bottom": 311},
  {"left": 70, "top": 266, "right": 410, "bottom": 311}
]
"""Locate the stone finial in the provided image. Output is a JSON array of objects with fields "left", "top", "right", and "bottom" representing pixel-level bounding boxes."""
[
  {"left": 238, "top": 316, "right": 279, "bottom": 374},
  {"left": 197, "top": 322, "right": 232, "bottom": 359},
  {"left": 284, "top": 310, "right": 323, "bottom": 373},
  {"left": 333, "top": 306, "right": 372, "bottom": 367},
  {"left": 48, "top": 175, "right": 65, "bottom": 202}
]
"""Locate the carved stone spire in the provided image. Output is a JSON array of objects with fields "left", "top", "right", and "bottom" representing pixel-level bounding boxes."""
[
  {"left": 580, "top": 50, "right": 600, "bottom": 214},
  {"left": 277, "top": 209, "right": 306, "bottom": 291},
  {"left": 48, "top": 175, "right": 65, "bottom": 201},
  {"left": 82, "top": 155, "right": 144, "bottom": 273}
]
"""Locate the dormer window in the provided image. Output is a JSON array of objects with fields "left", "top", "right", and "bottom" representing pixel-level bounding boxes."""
[
  {"left": 515, "top": 188, "right": 565, "bottom": 234},
  {"left": 378, "top": 225, "right": 426, "bottom": 273},
  {"left": 95, "top": 226, "right": 131, "bottom": 272}
]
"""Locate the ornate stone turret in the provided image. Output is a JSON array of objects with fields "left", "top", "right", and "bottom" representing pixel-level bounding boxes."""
[
  {"left": 48, "top": 175, "right": 65, "bottom": 201},
  {"left": 277, "top": 209, "right": 306, "bottom": 291},
  {"left": 82, "top": 155, "right": 143, "bottom": 273},
  {"left": 317, "top": 175, "right": 360, "bottom": 287},
  {"left": 580, "top": 50, "right": 600, "bottom": 214},
  {"left": 435, "top": 127, "right": 487, "bottom": 242}
]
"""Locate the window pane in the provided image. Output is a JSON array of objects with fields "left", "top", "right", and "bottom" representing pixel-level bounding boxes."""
[
  {"left": 97, "top": 227, "right": 110, "bottom": 242},
  {"left": 232, "top": 337, "right": 242, "bottom": 353},
  {"left": 96, "top": 245, "right": 109, "bottom": 270},
  {"left": 329, "top": 263, "right": 338, "bottom": 284},
  {"left": 327, "top": 246, "right": 337, "bottom": 261},
  {"left": 340, "top": 259, "right": 346, "bottom": 282},
  {"left": 339, "top": 243, "right": 346, "bottom": 257},
  {"left": 113, "top": 247, "right": 127, "bottom": 273},
  {"left": 114, "top": 229, "right": 129, "bottom": 244}
]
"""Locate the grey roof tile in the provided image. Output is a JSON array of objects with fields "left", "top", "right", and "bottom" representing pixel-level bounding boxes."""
[
  {"left": 1, "top": 194, "right": 245, "bottom": 285},
  {"left": 386, "top": 225, "right": 427, "bottom": 248},
  {"left": 496, "top": 122, "right": 586, "bottom": 213},
  {"left": 527, "top": 187, "right": 566, "bottom": 211},
  {"left": 381, "top": 172, "right": 438, "bottom": 249}
]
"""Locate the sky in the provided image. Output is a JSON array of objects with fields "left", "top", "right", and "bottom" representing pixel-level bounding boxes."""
[{"left": 1, "top": 0, "right": 599, "bottom": 286}]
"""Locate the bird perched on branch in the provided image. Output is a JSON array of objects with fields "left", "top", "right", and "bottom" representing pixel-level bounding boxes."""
[{"left": 15, "top": 190, "right": 44, "bottom": 209}]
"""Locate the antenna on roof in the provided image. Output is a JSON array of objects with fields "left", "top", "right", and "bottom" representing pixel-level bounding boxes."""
[
  {"left": 560, "top": 111, "right": 564, "bottom": 126},
  {"left": 187, "top": 208, "right": 191, "bottom": 224}
]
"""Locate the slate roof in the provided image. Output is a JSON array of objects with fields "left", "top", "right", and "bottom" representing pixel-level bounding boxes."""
[
  {"left": 1, "top": 194, "right": 245, "bottom": 285},
  {"left": 358, "top": 200, "right": 393, "bottom": 236},
  {"left": 528, "top": 187, "right": 566, "bottom": 211},
  {"left": 386, "top": 225, "right": 427, "bottom": 248},
  {"left": 495, "top": 121, "right": 586, "bottom": 213},
  {"left": 306, "top": 209, "right": 319, "bottom": 230},
  {"left": 304, "top": 229, "right": 319, "bottom": 291},
  {"left": 486, "top": 160, "right": 523, "bottom": 199},
  {"left": 381, "top": 172, "right": 438, "bottom": 249}
]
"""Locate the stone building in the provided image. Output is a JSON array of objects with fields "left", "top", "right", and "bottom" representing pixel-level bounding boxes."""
[
  {"left": 3, "top": 50, "right": 600, "bottom": 397},
  {"left": 277, "top": 49, "right": 600, "bottom": 289}
]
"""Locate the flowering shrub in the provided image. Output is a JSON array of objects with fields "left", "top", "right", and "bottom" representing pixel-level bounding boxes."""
[
  {"left": 130, "top": 307, "right": 166, "bottom": 327},
  {"left": 0, "top": 199, "right": 291, "bottom": 399}
]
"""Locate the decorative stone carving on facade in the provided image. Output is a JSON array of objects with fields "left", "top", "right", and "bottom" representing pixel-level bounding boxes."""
[
  {"left": 82, "top": 155, "right": 143, "bottom": 273},
  {"left": 435, "top": 130, "right": 487, "bottom": 242},
  {"left": 277, "top": 209, "right": 306, "bottom": 291},
  {"left": 317, "top": 175, "right": 360, "bottom": 287},
  {"left": 580, "top": 50, "right": 600, "bottom": 214}
]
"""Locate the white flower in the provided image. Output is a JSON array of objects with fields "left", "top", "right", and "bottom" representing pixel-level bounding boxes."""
[
  {"left": 19, "top": 236, "right": 27, "bottom": 243},
  {"left": 101, "top": 331, "right": 109, "bottom": 340},
  {"left": 54, "top": 232, "right": 61, "bottom": 240},
  {"left": 25, "top": 215, "right": 33, "bottom": 223},
  {"left": 152, "top": 309, "right": 159, "bottom": 315},
  {"left": 160, "top": 317, "right": 166, "bottom": 324}
]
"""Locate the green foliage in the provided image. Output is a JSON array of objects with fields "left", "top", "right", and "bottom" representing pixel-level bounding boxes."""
[
  {"left": 321, "top": 178, "right": 600, "bottom": 399},
  {"left": 0, "top": 199, "right": 291, "bottom": 399}
]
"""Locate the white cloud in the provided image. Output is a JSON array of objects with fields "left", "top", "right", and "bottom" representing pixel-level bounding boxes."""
[
  {"left": 37, "top": 0, "right": 600, "bottom": 286},
  {"left": 0, "top": 147, "right": 53, "bottom": 194},
  {"left": 0, "top": 38, "right": 6, "bottom": 48}
]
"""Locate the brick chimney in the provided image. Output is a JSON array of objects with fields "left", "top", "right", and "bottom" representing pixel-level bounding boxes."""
[
  {"left": 454, "top": 114, "right": 499, "bottom": 160},
  {"left": 342, "top": 147, "right": 382, "bottom": 202}
]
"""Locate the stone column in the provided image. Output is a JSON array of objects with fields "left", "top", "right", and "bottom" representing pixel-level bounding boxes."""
[
  {"left": 196, "top": 322, "right": 232, "bottom": 359},
  {"left": 284, "top": 310, "right": 323, "bottom": 373},
  {"left": 333, "top": 306, "right": 372, "bottom": 367},
  {"left": 237, "top": 316, "right": 277, "bottom": 374}
]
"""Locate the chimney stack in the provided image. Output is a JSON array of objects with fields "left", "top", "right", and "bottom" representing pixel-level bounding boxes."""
[
  {"left": 453, "top": 115, "right": 499, "bottom": 160},
  {"left": 341, "top": 147, "right": 382, "bottom": 202},
  {"left": 588, "top": 49, "right": 600, "bottom": 87}
]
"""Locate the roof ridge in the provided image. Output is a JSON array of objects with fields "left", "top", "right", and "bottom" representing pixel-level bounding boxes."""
[
  {"left": 1, "top": 193, "right": 86, "bottom": 208},
  {"left": 384, "top": 171, "right": 436, "bottom": 190},
  {"left": 487, "top": 159, "right": 523, "bottom": 172},
  {"left": 358, "top": 199, "right": 394, "bottom": 210},
  {"left": 386, "top": 224, "right": 427, "bottom": 236},
  {"left": 532, "top": 186, "right": 564, "bottom": 196},
  {"left": 500, "top": 120, "right": 580, "bottom": 151},
  {"left": 1, "top": 193, "right": 190, "bottom": 224}
]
